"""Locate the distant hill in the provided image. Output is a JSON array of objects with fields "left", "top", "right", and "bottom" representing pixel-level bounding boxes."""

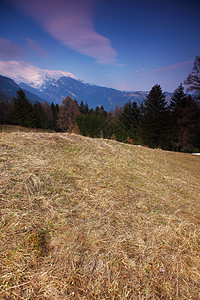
[{"left": 0, "top": 75, "right": 47, "bottom": 104}]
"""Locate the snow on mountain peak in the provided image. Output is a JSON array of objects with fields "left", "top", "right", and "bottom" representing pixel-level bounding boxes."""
[{"left": 0, "top": 60, "right": 77, "bottom": 89}]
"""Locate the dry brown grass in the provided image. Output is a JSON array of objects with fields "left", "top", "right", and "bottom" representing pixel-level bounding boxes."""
[{"left": 0, "top": 126, "right": 200, "bottom": 299}]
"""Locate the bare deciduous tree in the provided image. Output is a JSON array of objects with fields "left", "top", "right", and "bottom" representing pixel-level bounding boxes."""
[
  {"left": 184, "top": 56, "right": 200, "bottom": 98},
  {"left": 57, "top": 96, "right": 80, "bottom": 132}
]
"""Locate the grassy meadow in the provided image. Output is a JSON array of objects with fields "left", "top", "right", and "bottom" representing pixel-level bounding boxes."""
[{"left": 0, "top": 126, "right": 200, "bottom": 299}]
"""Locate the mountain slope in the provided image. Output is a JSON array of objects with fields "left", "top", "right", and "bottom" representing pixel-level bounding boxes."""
[
  {"left": 0, "top": 75, "right": 47, "bottom": 104},
  {"left": 0, "top": 128, "right": 200, "bottom": 299},
  {"left": 20, "top": 76, "right": 173, "bottom": 110},
  {"left": 19, "top": 76, "right": 147, "bottom": 110},
  {"left": 1, "top": 73, "right": 173, "bottom": 110}
]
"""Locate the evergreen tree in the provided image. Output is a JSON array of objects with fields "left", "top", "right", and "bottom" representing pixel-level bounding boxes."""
[
  {"left": 118, "top": 101, "right": 140, "bottom": 143},
  {"left": 55, "top": 104, "right": 59, "bottom": 114},
  {"left": 121, "top": 102, "right": 132, "bottom": 131},
  {"left": 84, "top": 103, "right": 89, "bottom": 115},
  {"left": 76, "top": 110, "right": 111, "bottom": 139},
  {"left": 170, "top": 84, "right": 187, "bottom": 150},
  {"left": 79, "top": 100, "right": 85, "bottom": 114},
  {"left": 0, "top": 100, "right": 12, "bottom": 124},
  {"left": 193, "top": 124, "right": 200, "bottom": 151},
  {"left": 12, "top": 89, "right": 36, "bottom": 127},
  {"left": 170, "top": 83, "right": 187, "bottom": 111},
  {"left": 51, "top": 102, "right": 59, "bottom": 130},
  {"left": 95, "top": 106, "right": 100, "bottom": 115},
  {"left": 139, "top": 84, "right": 170, "bottom": 148},
  {"left": 88, "top": 108, "right": 94, "bottom": 114},
  {"left": 42, "top": 101, "right": 54, "bottom": 129},
  {"left": 121, "top": 101, "right": 140, "bottom": 138},
  {"left": 0, "top": 90, "right": 12, "bottom": 124},
  {"left": 51, "top": 102, "right": 56, "bottom": 119},
  {"left": 99, "top": 105, "right": 107, "bottom": 117},
  {"left": 111, "top": 120, "right": 127, "bottom": 142},
  {"left": 34, "top": 102, "right": 48, "bottom": 129},
  {"left": 173, "top": 95, "right": 200, "bottom": 152}
]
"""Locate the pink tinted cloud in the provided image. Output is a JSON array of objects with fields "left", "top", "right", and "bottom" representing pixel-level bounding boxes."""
[
  {"left": 10, "top": 0, "right": 117, "bottom": 64},
  {"left": 143, "top": 60, "right": 194, "bottom": 75},
  {"left": 0, "top": 38, "right": 23, "bottom": 59},
  {"left": 26, "top": 38, "right": 50, "bottom": 56}
]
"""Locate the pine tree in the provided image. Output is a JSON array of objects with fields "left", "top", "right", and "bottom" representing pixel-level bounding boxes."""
[
  {"left": 111, "top": 120, "right": 126, "bottom": 142},
  {"left": 34, "top": 102, "right": 48, "bottom": 129},
  {"left": 170, "top": 83, "right": 187, "bottom": 111},
  {"left": 0, "top": 100, "right": 12, "bottom": 124},
  {"left": 12, "top": 89, "right": 36, "bottom": 128},
  {"left": 173, "top": 95, "right": 200, "bottom": 152},
  {"left": 95, "top": 106, "right": 100, "bottom": 115},
  {"left": 84, "top": 103, "right": 89, "bottom": 115},
  {"left": 99, "top": 105, "right": 107, "bottom": 117},
  {"left": 139, "top": 84, "right": 170, "bottom": 148},
  {"left": 170, "top": 84, "right": 187, "bottom": 150},
  {"left": 75, "top": 110, "right": 111, "bottom": 138},
  {"left": 121, "top": 102, "right": 132, "bottom": 131},
  {"left": 51, "top": 102, "right": 59, "bottom": 130},
  {"left": 122, "top": 102, "right": 140, "bottom": 132},
  {"left": 79, "top": 100, "right": 85, "bottom": 114}
]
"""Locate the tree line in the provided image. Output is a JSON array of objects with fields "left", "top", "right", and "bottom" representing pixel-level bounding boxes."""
[{"left": 0, "top": 56, "right": 200, "bottom": 153}]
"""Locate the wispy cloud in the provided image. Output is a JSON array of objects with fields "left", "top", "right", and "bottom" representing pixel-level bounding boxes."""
[
  {"left": 133, "top": 68, "right": 145, "bottom": 74},
  {"left": 143, "top": 60, "right": 194, "bottom": 75},
  {"left": 26, "top": 38, "right": 50, "bottom": 56},
  {"left": 0, "top": 38, "right": 23, "bottom": 59},
  {"left": 10, "top": 0, "right": 117, "bottom": 64},
  {"left": 0, "top": 60, "right": 76, "bottom": 87},
  {"left": 115, "top": 63, "right": 128, "bottom": 67}
]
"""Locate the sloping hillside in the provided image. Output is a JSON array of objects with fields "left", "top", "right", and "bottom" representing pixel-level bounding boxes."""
[
  {"left": 0, "top": 127, "right": 200, "bottom": 299},
  {"left": 0, "top": 75, "right": 47, "bottom": 104}
]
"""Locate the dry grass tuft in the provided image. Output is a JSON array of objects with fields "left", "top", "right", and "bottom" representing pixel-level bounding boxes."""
[{"left": 0, "top": 127, "right": 200, "bottom": 299}]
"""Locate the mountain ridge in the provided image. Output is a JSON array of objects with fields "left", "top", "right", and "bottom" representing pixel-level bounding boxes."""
[
  {"left": 0, "top": 75, "right": 48, "bottom": 104},
  {"left": 19, "top": 76, "right": 173, "bottom": 110},
  {"left": 0, "top": 74, "right": 172, "bottom": 110}
]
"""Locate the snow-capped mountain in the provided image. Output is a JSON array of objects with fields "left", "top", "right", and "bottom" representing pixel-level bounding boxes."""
[
  {"left": 0, "top": 73, "right": 173, "bottom": 111},
  {"left": 19, "top": 76, "right": 151, "bottom": 110},
  {"left": 0, "top": 75, "right": 48, "bottom": 104},
  {"left": 12, "top": 70, "right": 77, "bottom": 90},
  {"left": 0, "top": 60, "right": 76, "bottom": 89},
  {"left": 0, "top": 61, "right": 173, "bottom": 111},
  {"left": 0, "top": 61, "right": 148, "bottom": 109},
  {"left": 20, "top": 76, "right": 174, "bottom": 110},
  {"left": 0, "top": 61, "right": 173, "bottom": 110}
]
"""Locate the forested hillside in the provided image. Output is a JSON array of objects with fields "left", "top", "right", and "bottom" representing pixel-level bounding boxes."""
[{"left": 0, "top": 57, "right": 200, "bottom": 153}]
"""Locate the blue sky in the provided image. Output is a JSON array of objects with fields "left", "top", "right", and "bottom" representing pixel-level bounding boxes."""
[{"left": 0, "top": 0, "right": 199, "bottom": 92}]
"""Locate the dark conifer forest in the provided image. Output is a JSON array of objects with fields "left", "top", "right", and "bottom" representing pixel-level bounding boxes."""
[{"left": 0, "top": 57, "right": 200, "bottom": 153}]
